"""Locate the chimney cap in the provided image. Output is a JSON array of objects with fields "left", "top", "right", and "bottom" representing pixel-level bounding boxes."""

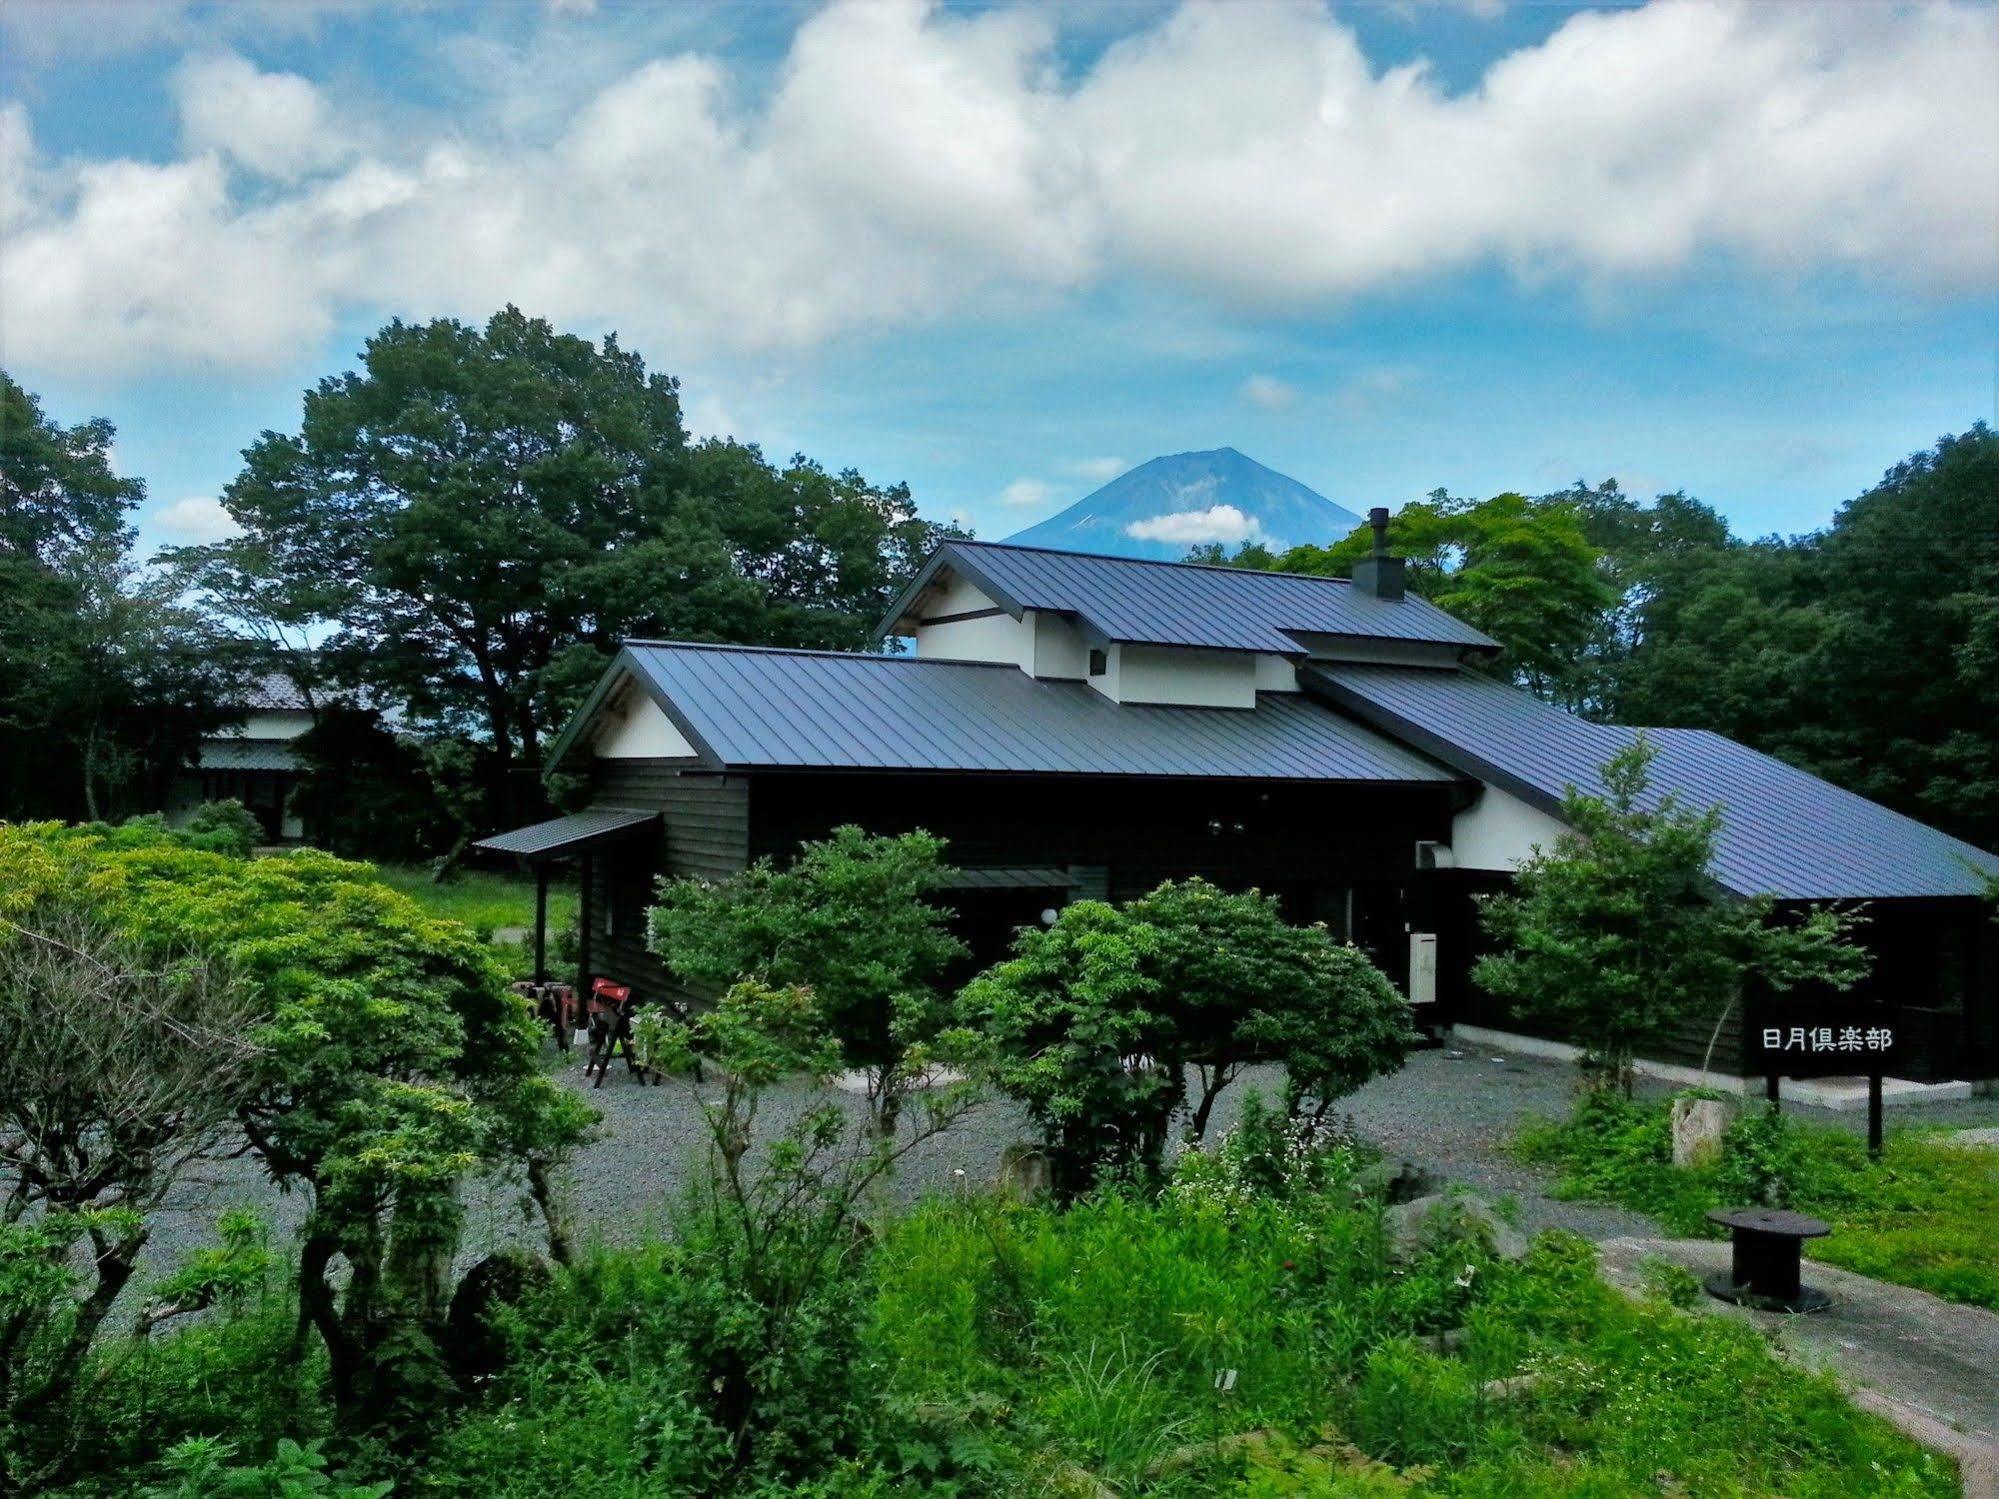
[{"left": 1367, "top": 507, "right": 1391, "bottom": 558}]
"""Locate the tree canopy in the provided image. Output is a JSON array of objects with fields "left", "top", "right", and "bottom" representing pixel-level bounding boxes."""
[
  {"left": 171, "top": 308, "right": 948, "bottom": 824},
  {"left": 0, "top": 373, "right": 246, "bottom": 822},
  {"left": 1200, "top": 488, "right": 1616, "bottom": 704},
  {"left": 957, "top": 878, "right": 1417, "bottom": 1194}
]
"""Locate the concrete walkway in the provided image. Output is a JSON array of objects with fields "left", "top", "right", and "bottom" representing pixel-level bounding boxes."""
[{"left": 1597, "top": 1236, "right": 1999, "bottom": 1498}]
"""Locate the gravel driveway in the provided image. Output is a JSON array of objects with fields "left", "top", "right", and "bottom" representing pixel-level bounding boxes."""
[{"left": 139, "top": 1041, "right": 1999, "bottom": 1288}]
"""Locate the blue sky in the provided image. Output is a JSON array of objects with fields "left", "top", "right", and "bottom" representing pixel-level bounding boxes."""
[{"left": 2, "top": 0, "right": 1993, "bottom": 555}]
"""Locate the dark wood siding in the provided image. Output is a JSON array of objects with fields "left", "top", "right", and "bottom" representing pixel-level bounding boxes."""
[
  {"left": 745, "top": 770, "right": 1458, "bottom": 983},
  {"left": 582, "top": 760, "right": 751, "bottom": 1002}
]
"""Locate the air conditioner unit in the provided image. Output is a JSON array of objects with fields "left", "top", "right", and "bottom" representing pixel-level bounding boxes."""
[
  {"left": 1414, "top": 840, "right": 1455, "bottom": 870},
  {"left": 1407, "top": 932, "right": 1438, "bottom": 1006}
]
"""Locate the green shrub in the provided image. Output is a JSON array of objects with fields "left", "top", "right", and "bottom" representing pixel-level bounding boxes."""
[{"left": 180, "top": 799, "right": 264, "bottom": 858}]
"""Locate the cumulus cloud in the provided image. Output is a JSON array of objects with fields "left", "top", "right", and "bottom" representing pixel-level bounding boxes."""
[
  {"left": 1241, "top": 374, "right": 1297, "bottom": 410},
  {"left": 1126, "top": 503, "right": 1265, "bottom": 545},
  {"left": 153, "top": 496, "right": 239, "bottom": 542},
  {"left": 2, "top": 0, "right": 1993, "bottom": 380},
  {"left": 998, "top": 477, "right": 1059, "bottom": 507},
  {"left": 176, "top": 52, "right": 352, "bottom": 179}
]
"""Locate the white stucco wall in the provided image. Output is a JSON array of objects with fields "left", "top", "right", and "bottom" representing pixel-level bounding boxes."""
[
  {"left": 1252, "top": 654, "right": 1301, "bottom": 693},
  {"left": 1031, "top": 612, "right": 1090, "bottom": 679},
  {"left": 1449, "top": 784, "right": 1570, "bottom": 871},
  {"left": 1089, "top": 644, "right": 1257, "bottom": 708},
  {"left": 595, "top": 691, "right": 698, "bottom": 758},
  {"left": 214, "top": 709, "right": 314, "bottom": 740},
  {"left": 913, "top": 574, "right": 1035, "bottom": 669}
]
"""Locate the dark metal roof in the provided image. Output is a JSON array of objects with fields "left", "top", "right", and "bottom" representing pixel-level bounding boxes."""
[
  {"left": 1309, "top": 663, "right": 1999, "bottom": 900},
  {"left": 242, "top": 672, "right": 313, "bottom": 711},
  {"left": 472, "top": 806, "right": 658, "bottom": 861},
  {"left": 938, "top": 866, "right": 1080, "bottom": 891},
  {"left": 877, "top": 540, "right": 1498, "bottom": 655},
  {"left": 197, "top": 738, "right": 302, "bottom": 772},
  {"left": 608, "top": 642, "right": 1462, "bottom": 785}
]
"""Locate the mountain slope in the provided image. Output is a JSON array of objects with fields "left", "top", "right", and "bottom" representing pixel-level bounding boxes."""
[{"left": 1004, "top": 448, "right": 1365, "bottom": 562}]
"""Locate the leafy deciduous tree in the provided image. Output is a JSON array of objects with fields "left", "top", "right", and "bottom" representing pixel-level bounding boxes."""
[
  {"left": 1474, "top": 737, "right": 1871, "bottom": 1094},
  {"left": 648, "top": 827, "right": 969, "bottom": 1131},
  {"left": 957, "top": 879, "right": 1417, "bottom": 1195}
]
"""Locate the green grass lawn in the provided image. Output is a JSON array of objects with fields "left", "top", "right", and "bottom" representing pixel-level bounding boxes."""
[
  {"left": 1518, "top": 1092, "right": 1999, "bottom": 1309},
  {"left": 370, "top": 863, "right": 579, "bottom": 937}
]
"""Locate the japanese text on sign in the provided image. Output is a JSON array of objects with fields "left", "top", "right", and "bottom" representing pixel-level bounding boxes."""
[{"left": 1759, "top": 1025, "right": 1892, "bottom": 1054}]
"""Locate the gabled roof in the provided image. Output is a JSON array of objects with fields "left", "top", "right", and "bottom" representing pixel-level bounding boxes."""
[
  {"left": 1308, "top": 663, "right": 1999, "bottom": 901},
  {"left": 876, "top": 540, "right": 1499, "bottom": 656},
  {"left": 552, "top": 641, "right": 1464, "bottom": 786}
]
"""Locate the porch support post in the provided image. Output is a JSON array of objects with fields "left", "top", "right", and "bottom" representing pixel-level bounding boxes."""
[
  {"left": 533, "top": 864, "right": 549, "bottom": 985},
  {"left": 577, "top": 851, "right": 594, "bottom": 999}
]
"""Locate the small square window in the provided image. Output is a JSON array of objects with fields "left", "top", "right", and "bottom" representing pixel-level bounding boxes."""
[{"left": 1089, "top": 648, "right": 1108, "bottom": 676}]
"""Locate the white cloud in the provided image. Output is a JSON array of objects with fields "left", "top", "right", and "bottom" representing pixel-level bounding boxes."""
[
  {"left": 176, "top": 52, "right": 352, "bottom": 180},
  {"left": 2, "top": 0, "right": 1993, "bottom": 381},
  {"left": 153, "top": 495, "right": 239, "bottom": 542},
  {"left": 1063, "top": 456, "right": 1126, "bottom": 482},
  {"left": 1126, "top": 503, "right": 1265, "bottom": 545},
  {"left": 998, "top": 477, "right": 1059, "bottom": 507},
  {"left": 1241, "top": 373, "right": 1297, "bottom": 410}
]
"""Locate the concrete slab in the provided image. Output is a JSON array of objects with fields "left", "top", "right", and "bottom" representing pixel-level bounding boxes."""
[
  {"left": 1450, "top": 1024, "right": 1974, "bottom": 1109},
  {"left": 1597, "top": 1235, "right": 1999, "bottom": 1496}
]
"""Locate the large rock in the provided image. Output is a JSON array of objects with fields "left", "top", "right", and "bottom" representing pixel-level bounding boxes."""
[
  {"left": 998, "top": 1144, "right": 1052, "bottom": 1200},
  {"left": 1384, "top": 1193, "right": 1529, "bottom": 1265},
  {"left": 1670, "top": 1096, "right": 1735, "bottom": 1169}
]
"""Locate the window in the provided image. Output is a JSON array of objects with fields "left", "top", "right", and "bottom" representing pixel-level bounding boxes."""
[{"left": 1089, "top": 648, "right": 1108, "bottom": 676}]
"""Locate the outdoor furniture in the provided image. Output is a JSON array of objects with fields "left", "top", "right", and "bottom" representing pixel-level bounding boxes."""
[
  {"left": 1704, "top": 1207, "right": 1832, "bottom": 1313},
  {"left": 583, "top": 979, "right": 657, "bottom": 1088},
  {"left": 513, "top": 979, "right": 580, "bottom": 1050}
]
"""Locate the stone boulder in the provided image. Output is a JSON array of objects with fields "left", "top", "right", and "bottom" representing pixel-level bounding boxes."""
[{"left": 1670, "top": 1096, "right": 1735, "bottom": 1169}]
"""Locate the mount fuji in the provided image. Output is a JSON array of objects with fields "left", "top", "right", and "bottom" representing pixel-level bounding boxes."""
[{"left": 1003, "top": 448, "right": 1365, "bottom": 562}]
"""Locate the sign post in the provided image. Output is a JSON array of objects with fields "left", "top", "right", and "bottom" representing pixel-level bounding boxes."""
[{"left": 1748, "top": 1007, "right": 1896, "bottom": 1162}]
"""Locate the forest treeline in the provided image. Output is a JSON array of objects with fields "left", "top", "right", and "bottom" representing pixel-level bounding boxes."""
[{"left": 3, "top": 302, "right": 1994, "bottom": 852}]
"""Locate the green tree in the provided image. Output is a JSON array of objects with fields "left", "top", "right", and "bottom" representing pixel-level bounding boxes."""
[
  {"left": 957, "top": 879, "right": 1416, "bottom": 1194},
  {"left": 631, "top": 979, "right": 978, "bottom": 1476},
  {"left": 0, "top": 374, "right": 244, "bottom": 821},
  {"left": 174, "top": 309, "right": 947, "bottom": 823},
  {"left": 648, "top": 827, "right": 968, "bottom": 1131},
  {"left": 0, "top": 822, "right": 594, "bottom": 1435},
  {"left": 1474, "top": 737, "right": 1870, "bottom": 1094}
]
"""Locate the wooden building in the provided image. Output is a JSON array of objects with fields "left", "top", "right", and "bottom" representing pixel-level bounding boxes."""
[{"left": 476, "top": 528, "right": 1999, "bottom": 1089}]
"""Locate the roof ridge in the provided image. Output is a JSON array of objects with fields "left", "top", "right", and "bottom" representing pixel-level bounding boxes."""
[
  {"left": 622, "top": 639, "right": 1018, "bottom": 667},
  {"left": 949, "top": 536, "right": 1358, "bottom": 587}
]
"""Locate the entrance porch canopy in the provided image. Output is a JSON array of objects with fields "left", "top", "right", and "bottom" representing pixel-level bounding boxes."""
[{"left": 472, "top": 806, "right": 660, "bottom": 989}]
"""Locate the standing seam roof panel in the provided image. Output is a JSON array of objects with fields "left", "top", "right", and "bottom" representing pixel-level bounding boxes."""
[
  {"left": 1314, "top": 663, "right": 1999, "bottom": 900},
  {"left": 915, "top": 541, "right": 1498, "bottom": 653},
  {"left": 624, "top": 643, "right": 1463, "bottom": 784}
]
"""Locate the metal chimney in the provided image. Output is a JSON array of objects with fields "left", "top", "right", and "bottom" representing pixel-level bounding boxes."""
[{"left": 1351, "top": 506, "right": 1405, "bottom": 600}]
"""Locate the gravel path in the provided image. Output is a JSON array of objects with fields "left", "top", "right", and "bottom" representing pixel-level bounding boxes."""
[{"left": 137, "top": 1041, "right": 1997, "bottom": 1287}]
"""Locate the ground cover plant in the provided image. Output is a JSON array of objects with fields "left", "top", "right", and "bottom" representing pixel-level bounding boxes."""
[
  {"left": 369, "top": 861, "right": 579, "bottom": 939},
  {"left": 1519, "top": 1091, "right": 1999, "bottom": 1309}
]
